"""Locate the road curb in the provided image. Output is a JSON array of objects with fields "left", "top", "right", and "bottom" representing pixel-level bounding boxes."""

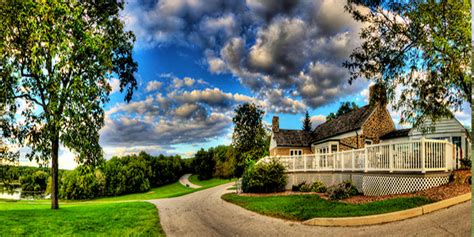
[{"left": 302, "top": 193, "right": 471, "bottom": 226}]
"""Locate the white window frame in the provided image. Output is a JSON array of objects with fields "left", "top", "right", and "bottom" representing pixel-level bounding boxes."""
[
  {"left": 290, "top": 149, "right": 303, "bottom": 157},
  {"left": 314, "top": 141, "right": 339, "bottom": 154}
]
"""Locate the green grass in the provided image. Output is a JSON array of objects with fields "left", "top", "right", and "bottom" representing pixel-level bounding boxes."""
[
  {"left": 0, "top": 201, "right": 164, "bottom": 236},
  {"left": 222, "top": 193, "right": 432, "bottom": 221},
  {"left": 188, "top": 174, "right": 236, "bottom": 188},
  {"left": 0, "top": 176, "right": 236, "bottom": 236},
  {"left": 98, "top": 176, "right": 235, "bottom": 202},
  {"left": 96, "top": 182, "right": 196, "bottom": 202}
]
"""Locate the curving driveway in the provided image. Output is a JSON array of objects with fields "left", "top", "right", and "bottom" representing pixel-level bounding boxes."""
[
  {"left": 179, "top": 174, "right": 201, "bottom": 189},
  {"left": 149, "top": 183, "right": 471, "bottom": 237}
]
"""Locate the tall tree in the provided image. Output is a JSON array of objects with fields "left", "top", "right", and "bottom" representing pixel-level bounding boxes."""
[
  {"left": 344, "top": 0, "right": 471, "bottom": 130},
  {"left": 0, "top": 1, "right": 137, "bottom": 209},
  {"left": 302, "top": 110, "right": 312, "bottom": 132},
  {"left": 326, "top": 102, "right": 359, "bottom": 121},
  {"left": 232, "top": 103, "right": 269, "bottom": 176}
]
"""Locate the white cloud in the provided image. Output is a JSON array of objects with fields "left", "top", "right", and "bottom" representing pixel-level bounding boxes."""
[
  {"left": 146, "top": 80, "right": 163, "bottom": 92},
  {"left": 109, "top": 78, "right": 121, "bottom": 94},
  {"left": 310, "top": 115, "right": 326, "bottom": 128}
]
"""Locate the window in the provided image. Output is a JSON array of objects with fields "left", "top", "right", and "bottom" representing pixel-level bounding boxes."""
[
  {"left": 331, "top": 144, "right": 338, "bottom": 153},
  {"left": 365, "top": 139, "right": 373, "bottom": 145},
  {"left": 290, "top": 149, "right": 303, "bottom": 157}
]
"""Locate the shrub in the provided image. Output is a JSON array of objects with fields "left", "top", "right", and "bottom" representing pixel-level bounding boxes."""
[
  {"left": 311, "top": 181, "right": 327, "bottom": 193},
  {"left": 299, "top": 183, "right": 312, "bottom": 192},
  {"left": 460, "top": 158, "right": 471, "bottom": 169},
  {"left": 292, "top": 182, "right": 306, "bottom": 192},
  {"left": 241, "top": 159, "right": 287, "bottom": 193},
  {"left": 326, "top": 181, "right": 359, "bottom": 200}
]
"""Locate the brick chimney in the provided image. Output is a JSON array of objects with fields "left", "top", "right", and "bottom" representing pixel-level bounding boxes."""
[
  {"left": 369, "top": 84, "right": 387, "bottom": 106},
  {"left": 272, "top": 116, "right": 279, "bottom": 133}
]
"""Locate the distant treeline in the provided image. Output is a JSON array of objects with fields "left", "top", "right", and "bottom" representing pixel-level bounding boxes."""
[
  {"left": 60, "top": 152, "right": 187, "bottom": 199},
  {"left": 1, "top": 153, "right": 188, "bottom": 200},
  {"left": 191, "top": 145, "right": 236, "bottom": 181}
]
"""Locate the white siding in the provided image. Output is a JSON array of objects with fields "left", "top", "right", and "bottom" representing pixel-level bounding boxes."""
[{"left": 409, "top": 118, "right": 467, "bottom": 137}]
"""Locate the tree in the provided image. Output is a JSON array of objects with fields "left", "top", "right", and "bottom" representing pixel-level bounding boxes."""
[
  {"left": 192, "top": 148, "right": 216, "bottom": 180},
  {"left": 231, "top": 103, "right": 269, "bottom": 176},
  {"left": 302, "top": 110, "right": 312, "bottom": 132},
  {"left": 1, "top": 1, "right": 137, "bottom": 209},
  {"left": 344, "top": 0, "right": 471, "bottom": 130},
  {"left": 326, "top": 102, "right": 359, "bottom": 121}
]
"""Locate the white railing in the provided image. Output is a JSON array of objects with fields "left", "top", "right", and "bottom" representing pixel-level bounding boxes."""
[{"left": 261, "top": 138, "right": 454, "bottom": 173}]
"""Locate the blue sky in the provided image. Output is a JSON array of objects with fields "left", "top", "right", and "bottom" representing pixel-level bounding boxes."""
[{"left": 21, "top": 0, "right": 470, "bottom": 169}]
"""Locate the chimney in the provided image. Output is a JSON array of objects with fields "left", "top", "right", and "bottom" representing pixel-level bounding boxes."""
[
  {"left": 272, "top": 116, "right": 279, "bottom": 133},
  {"left": 369, "top": 84, "right": 387, "bottom": 106}
]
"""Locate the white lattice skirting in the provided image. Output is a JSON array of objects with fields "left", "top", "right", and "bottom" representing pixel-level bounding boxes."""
[
  {"left": 362, "top": 175, "right": 449, "bottom": 196},
  {"left": 286, "top": 172, "right": 450, "bottom": 196}
]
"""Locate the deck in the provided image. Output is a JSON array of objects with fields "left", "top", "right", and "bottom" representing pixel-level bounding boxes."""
[{"left": 262, "top": 138, "right": 455, "bottom": 173}]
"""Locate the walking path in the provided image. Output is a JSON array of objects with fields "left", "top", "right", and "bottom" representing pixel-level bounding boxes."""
[
  {"left": 179, "top": 174, "right": 201, "bottom": 189},
  {"left": 150, "top": 183, "right": 471, "bottom": 237}
]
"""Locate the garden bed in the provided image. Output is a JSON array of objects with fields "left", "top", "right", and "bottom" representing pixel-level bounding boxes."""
[
  {"left": 237, "top": 170, "right": 471, "bottom": 204},
  {"left": 344, "top": 170, "right": 471, "bottom": 204}
]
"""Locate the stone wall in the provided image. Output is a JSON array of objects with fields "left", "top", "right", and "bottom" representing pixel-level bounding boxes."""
[
  {"left": 339, "top": 136, "right": 366, "bottom": 151},
  {"left": 362, "top": 105, "right": 395, "bottom": 144}
]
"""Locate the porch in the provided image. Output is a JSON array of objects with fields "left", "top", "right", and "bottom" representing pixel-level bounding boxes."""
[
  {"left": 263, "top": 138, "right": 456, "bottom": 173},
  {"left": 261, "top": 139, "right": 458, "bottom": 195}
]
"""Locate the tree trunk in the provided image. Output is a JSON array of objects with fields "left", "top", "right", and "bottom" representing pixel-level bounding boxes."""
[{"left": 51, "top": 135, "right": 59, "bottom": 209}]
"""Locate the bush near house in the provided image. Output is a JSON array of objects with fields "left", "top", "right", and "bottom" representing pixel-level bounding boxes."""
[
  {"left": 292, "top": 181, "right": 327, "bottom": 193},
  {"left": 326, "top": 181, "right": 359, "bottom": 200},
  {"left": 460, "top": 158, "right": 471, "bottom": 169},
  {"left": 241, "top": 159, "right": 287, "bottom": 193}
]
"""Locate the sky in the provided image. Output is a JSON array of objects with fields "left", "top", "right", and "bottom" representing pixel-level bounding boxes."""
[{"left": 17, "top": 0, "right": 472, "bottom": 169}]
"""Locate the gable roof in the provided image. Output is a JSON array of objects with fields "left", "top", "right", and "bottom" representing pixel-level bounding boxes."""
[
  {"left": 380, "top": 128, "right": 411, "bottom": 140},
  {"left": 311, "top": 105, "right": 376, "bottom": 143},
  {"left": 273, "top": 129, "right": 312, "bottom": 147}
]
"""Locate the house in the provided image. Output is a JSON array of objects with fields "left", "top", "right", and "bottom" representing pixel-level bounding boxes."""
[
  {"left": 380, "top": 117, "right": 471, "bottom": 168},
  {"left": 270, "top": 84, "right": 470, "bottom": 163},
  {"left": 270, "top": 84, "right": 395, "bottom": 156}
]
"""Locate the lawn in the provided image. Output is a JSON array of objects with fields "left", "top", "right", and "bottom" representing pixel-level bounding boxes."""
[
  {"left": 0, "top": 201, "right": 164, "bottom": 236},
  {"left": 98, "top": 176, "right": 235, "bottom": 202},
  {"left": 0, "top": 177, "right": 236, "bottom": 236},
  {"left": 188, "top": 174, "right": 236, "bottom": 188},
  {"left": 222, "top": 193, "right": 432, "bottom": 221}
]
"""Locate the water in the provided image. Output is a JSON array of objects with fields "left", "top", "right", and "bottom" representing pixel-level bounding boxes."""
[{"left": 0, "top": 187, "right": 21, "bottom": 200}]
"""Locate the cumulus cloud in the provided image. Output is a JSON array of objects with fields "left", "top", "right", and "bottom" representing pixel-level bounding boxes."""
[
  {"left": 146, "top": 80, "right": 163, "bottom": 92},
  {"left": 122, "top": 0, "right": 369, "bottom": 111},
  {"left": 109, "top": 78, "right": 121, "bottom": 94},
  {"left": 100, "top": 86, "right": 262, "bottom": 147},
  {"left": 310, "top": 115, "right": 326, "bottom": 128}
]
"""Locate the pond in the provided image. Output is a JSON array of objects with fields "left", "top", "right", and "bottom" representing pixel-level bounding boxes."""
[{"left": 0, "top": 184, "right": 22, "bottom": 200}]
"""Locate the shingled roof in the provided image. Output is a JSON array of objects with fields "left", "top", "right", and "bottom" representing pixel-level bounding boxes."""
[
  {"left": 380, "top": 128, "right": 411, "bottom": 140},
  {"left": 312, "top": 105, "right": 376, "bottom": 143},
  {"left": 273, "top": 129, "right": 312, "bottom": 147}
]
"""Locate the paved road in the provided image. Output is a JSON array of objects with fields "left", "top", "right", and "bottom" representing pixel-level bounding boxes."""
[
  {"left": 150, "top": 183, "right": 471, "bottom": 237},
  {"left": 178, "top": 174, "right": 201, "bottom": 189}
]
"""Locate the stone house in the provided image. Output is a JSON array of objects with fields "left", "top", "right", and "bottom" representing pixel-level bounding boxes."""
[{"left": 270, "top": 85, "right": 395, "bottom": 156}]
